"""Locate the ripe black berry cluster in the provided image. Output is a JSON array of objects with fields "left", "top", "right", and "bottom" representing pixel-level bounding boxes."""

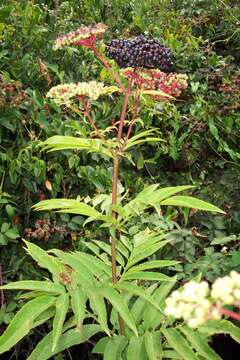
[{"left": 106, "top": 35, "right": 173, "bottom": 71}]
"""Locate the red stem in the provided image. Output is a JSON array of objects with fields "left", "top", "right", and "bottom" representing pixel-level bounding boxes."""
[
  {"left": 125, "top": 95, "right": 140, "bottom": 144},
  {"left": 111, "top": 87, "right": 131, "bottom": 282},
  {"left": 110, "top": 84, "right": 132, "bottom": 336},
  {"left": 83, "top": 99, "right": 102, "bottom": 138},
  {"left": 0, "top": 265, "right": 4, "bottom": 308},
  {"left": 92, "top": 45, "right": 125, "bottom": 92},
  {"left": 219, "top": 307, "right": 240, "bottom": 321}
]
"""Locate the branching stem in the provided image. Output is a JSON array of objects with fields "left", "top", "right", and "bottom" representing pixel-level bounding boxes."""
[
  {"left": 92, "top": 45, "right": 125, "bottom": 92},
  {"left": 110, "top": 82, "right": 132, "bottom": 335}
]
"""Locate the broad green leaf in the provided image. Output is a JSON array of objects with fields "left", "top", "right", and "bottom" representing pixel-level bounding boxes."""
[
  {"left": 0, "top": 280, "right": 65, "bottom": 294},
  {"left": 103, "top": 335, "right": 128, "bottom": 360},
  {"left": 122, "top": 271, "right": 173, "bottom": 282},
  {"left": 122, "top": 184, "right": 159, "bottom": 217},
  {"left": 125, "top": 137, "right": 164, "bottom": 149},
  {"left": 92, "top": 336, "right": 109, "bottom": 354},
  {"left": 130, "top": 283, "right": 158, "bottom": 324},
  {"left": 23, "top": 240, "right": 62, "bottom": 278},
  {"left": 116, "top": 240, "right": 129, "bottom": 259},
  {"left": 67, "top": 251, "right": 111, "bottom": 279},
  {"left": 126, "top": 240, "right": 169, "bottom": 269},
  {"left": 153, "top": 186, "right": 195, "bottom": 203},
  {"left": 179, "top": 326, "right": 221, "bottom": 360},
  {"left": 40, "top": 135, "right": 115, "bottom": 158},
  {"left": 162, "top": 350, "right": 183, "bottom": 359},
  {"left": 160, "top": 196, "right": 225, "bottom": 214},
  {"left": 88, "top": 288, "right": 110, "bottom": 335},
  {"left": 156, "top": 280, "right": 177, "bottom": 305},
  {"left": 115, "top": 282, "right": 161, "bottom": 311},
  {"left": 122, "top": 185, "right": 194, "bottom": 218},
  {"left": 70, "top": 288, "right": 86, "bottom": 329},
  {"left": 52, "top": 293, "right": 69, "bottom": 351},
  {"left": 0, "top": 295, "right": 56, "bottom": 354},
  {"left": 33, "top": 199, "right": 101, "bottom": 218},
  {"left": 143, "top": 280, "right": 176, "bottom": 330},
  {"left": 50, "top": 250, "right": 95, "bottom": 287},
  {"left": 83, "top": 242, "right": 111, "bottom": 266},
  {"left": 27, "top": 324, "right": 102, "bottom": 360},
  {"left": 162, "top": 328, "right": 199, "bottom": 360},
  {"left": 125, "top": 129, "right": 159, "bottom": 143},
  {"left": 127, "top": 260, "right": 180, "bottom": 273},
  {"left": 100, "top": 285, "right": 138, "bottom": 335},
  {"left": 120, "top": 235, "right": 133, "bottom": 252},
  {"left": 127, "top": 335, "right": 148, "bottom": 360},
  {"left": 199, "top": 320, "right": 240, "bottom": 344},
  {"left": 93, "top": 240, "right": 125, "bottom": 266},
  {"left": 32, "top": 308, "right": 55, "bottom": 329},
  {"left": 144, "top": 331, "right": 163, "bottom": 360}
]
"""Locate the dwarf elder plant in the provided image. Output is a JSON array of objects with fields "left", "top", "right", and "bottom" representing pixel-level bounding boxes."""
[{"left": 0, "top": 23, "right": 239, "bottom": 360}]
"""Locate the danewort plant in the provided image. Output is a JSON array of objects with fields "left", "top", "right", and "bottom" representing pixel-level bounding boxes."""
[{"left": 0, "top": 23, "right": 239, "bottom": 359}]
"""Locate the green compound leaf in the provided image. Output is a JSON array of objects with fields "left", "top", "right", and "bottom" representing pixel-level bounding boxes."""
[
  {"left": 23, "top": 240, "right": 63, "bottom": 278},
  {"left": 103, "top": 335, "right": 128, "bottom": 360},
  {"left": 52, "top": 293, "right": 69, "bottom": 351},
  {"left": 127, "top": 335, "right": 148, "bottom": 360},
  {"left": 144, "top": 331, "right": 163, "bottom": 360},
  {"left": 0, "top": 280, "right": 65, "bottom": 294},
  {"left": 162, "top": 328, "right": 199, "bottom": 360},
  {"left": 69, "top": 288, "right": 86, "bottom": 330},
  {"left": 40, "top": 135, "right": 115, "bottom": 158},
  {"left": 27, "top": 324, "right": 102, "bottom": 360},
  {"left": 199, "top": 319, "right": 240, "bottom": 344},
  {"left": 0, "top": 295, "right": 56, "bottom": 355},
  {"left": 160, "top": 196, "right": 225, "bottom": 214},
  {"left": 179, "top": 326, "right": 222, "bottom": 360},
  {"left": 100, "top": 285, "right": 138, "bottom": 336},
  {"left": 33, "top": 199, "right": 101, "bottom": 217}
]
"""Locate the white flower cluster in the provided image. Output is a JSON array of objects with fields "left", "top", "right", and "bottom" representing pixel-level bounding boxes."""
[
  {"left": 46, "top": 81, "right": 107, "bottom": 106},
  {"left": 211, "top": 271, "right": 240, "bottom": 305},
  {"left": 53, "top": 23, "right": 107, "bottom": 50},
  {"left": 164, "top": 271, "right": 240, "bottom": 328}
]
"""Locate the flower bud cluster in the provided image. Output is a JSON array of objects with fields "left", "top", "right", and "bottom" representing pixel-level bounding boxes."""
[
  {"left": 165, "top": 271, "right": 240, "bottom": 328},
  {"left": 46, "top": 81, "right": 107, "bottom": 106},
  {"left": 122, "top": 68, "right": 188, "bottom": 99},
  {"left": 53, "top": 23, "right": 107, "bottom": 50}
]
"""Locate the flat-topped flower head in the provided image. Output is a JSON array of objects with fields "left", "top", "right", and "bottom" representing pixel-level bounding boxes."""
[
  {"left": 46, "top": 81, "right": 107, "bottom": 107},
  {"left": 165, "top": 272, "right": 240, "bottom": 328},
  {"left": 122, "top": 68, "right": 188, "bottom": 99},
  {"left": 53, "top": 23, "right": 108, "bottom": 50}
]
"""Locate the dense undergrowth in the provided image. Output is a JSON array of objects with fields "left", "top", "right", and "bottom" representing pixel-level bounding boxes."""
[{"left": 0, "top": 0, "right": 239, "bottom": 359}]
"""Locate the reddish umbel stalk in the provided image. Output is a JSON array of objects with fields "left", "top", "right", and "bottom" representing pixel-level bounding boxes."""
[
  {"left": 92, "top": 45, "right": 125, "bottom": 92},
  {"left": 82, "top": 98, "right": 102, "bottom": 138},
  {"left": 218, "top": 307, "right": 240, "bottom": 321},
  {"left": 125, "top": 94, "right": 140, "bottom": 144}
]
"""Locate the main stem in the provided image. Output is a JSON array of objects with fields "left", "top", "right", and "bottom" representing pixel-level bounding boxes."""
[
  {"left": 110, "top": 85, "right": 131, "bottom": 335},
  {"left": 111, "top": 87, "right": 131, "bottom": 282}
]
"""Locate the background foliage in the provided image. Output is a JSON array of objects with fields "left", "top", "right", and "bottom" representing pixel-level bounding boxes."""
[{"left": 0, "top": 0, "right": 239, "bottom": 358}]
